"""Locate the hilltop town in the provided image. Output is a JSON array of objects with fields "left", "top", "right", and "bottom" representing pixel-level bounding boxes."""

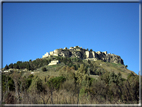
[{"left": 42, "top": 46, "right": 124, "bottom": 65}]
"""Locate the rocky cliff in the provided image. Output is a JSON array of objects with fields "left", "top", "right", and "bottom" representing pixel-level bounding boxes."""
[{"left": 42, "top": 46, "right": 124, "bottom": 65}]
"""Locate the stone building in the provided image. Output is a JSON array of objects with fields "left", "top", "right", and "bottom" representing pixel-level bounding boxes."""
[{"left": 48, "top": 60, "right": 60, "bottom": 66}]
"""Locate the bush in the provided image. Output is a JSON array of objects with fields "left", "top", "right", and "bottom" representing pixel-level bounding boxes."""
[
  {"left": 4, "top": 65, "right": 9, "bottom": 70},
  {"left": 42, "top": 67, "right": 47, "bottom": 72},
  {"left": 28, "top": 76, "right": 43, "bottom": 92},
  {"left": 47, "top": 76, "right": 66, "bottom": 90}
]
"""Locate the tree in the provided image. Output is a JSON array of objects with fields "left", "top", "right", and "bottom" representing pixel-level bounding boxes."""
[
  {"left": 47, "top": 76, "right": 66, "bottom": 104},
  {"left": 4, "top": 64, "right": 9, "bottom": 70},
  {"left": 9, "top": 63, "right": 13, "bottom": 69},
  {"left": 90, "top": 49, "right": 93, "bottom": 51},
  {"left": 13, "top": 64, "right": 19, "bottom": 69},
  {"left": 42, "top": 67, "right": 47, "bottom": 72},
  {"left": 76, "top": 46, "right": 79, "bottom": 48},
  {"left": 64, "top": 47, "right": 67, "bottom": 50},
  {"left": 10, "top": 71, "right": 21, "bottom": 103}
]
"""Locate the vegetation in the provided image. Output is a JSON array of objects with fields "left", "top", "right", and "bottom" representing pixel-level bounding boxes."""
[
  {"left": 2, "top": 56, "right": 140, "bottom": 104},
  {"left": 42, "top": 67, "right": 47, "bottom": 72}
]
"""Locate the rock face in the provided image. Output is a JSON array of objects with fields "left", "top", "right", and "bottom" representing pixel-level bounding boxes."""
[
  {"left": 42, "top": 52, "right": 50, "bottom": 58},
  {"left": 42, "top": 46, "right": 124, "bottom": 65}
]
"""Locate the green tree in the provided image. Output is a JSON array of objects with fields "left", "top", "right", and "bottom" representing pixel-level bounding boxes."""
[
  {"left": 9, "top": 63, "right": 13, "bottom": 68},
  {"left": 42, "top": 67, "right": 47, "bottom": 72},
  {"left": 47, "top": 76, "right": 66, "bottom": 90},
  {"left": 13, "top": 64, "right": 19, "bottom": 69},
  {"left": 4, "top": 65, "right": 9, "bottom": 70}
]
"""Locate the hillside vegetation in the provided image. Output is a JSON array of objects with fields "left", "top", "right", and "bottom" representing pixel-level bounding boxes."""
[{"left": 2, "top": 56, "right": 140, "bottom": 104}]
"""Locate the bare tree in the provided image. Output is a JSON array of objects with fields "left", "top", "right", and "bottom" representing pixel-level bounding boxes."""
[{"left": 10, "top": 71, "right": 21, "bottom": 103}]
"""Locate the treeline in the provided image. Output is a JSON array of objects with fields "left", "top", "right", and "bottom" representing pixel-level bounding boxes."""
[
  {"left": 2, "top": 63, "right": 140, "bottom": 104},
  {"left": 4, "top": 58, "right": 50, "bottom": 71},
  {"left": 4, "top": 56, "right": 84, "bottom": 71}
]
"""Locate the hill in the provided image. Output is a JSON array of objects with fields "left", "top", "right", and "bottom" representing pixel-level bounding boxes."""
[{"left": 1, "top": 46, "right": 139, "bottom": 104}]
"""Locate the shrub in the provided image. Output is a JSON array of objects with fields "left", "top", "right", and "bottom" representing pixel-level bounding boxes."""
[
  {"left": 47, "top": 76, "right": 66, "bottom": 90},
  {"left": 42, "top": 67, "right": 47, "bottom": 72},
  {"left": 4, "top": 65, "right": 9, "bottom": 70},
  {"left": 9, "top": 63, "right": 13, "bottom": 69},
  {"left": 28, "top": 76, "right": 43, "bottom": 92}
]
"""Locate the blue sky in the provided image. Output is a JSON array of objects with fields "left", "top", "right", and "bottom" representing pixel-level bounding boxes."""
[{"left": 2, "top": 3, "right": 139, "bottom": 74}]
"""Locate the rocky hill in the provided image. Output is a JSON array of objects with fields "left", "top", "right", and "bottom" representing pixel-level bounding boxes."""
[
  {"left": 42, "top": 46, "right": 124, "bottom": 65},
  {"left": 2, "top": 46, "right": 139, "bottom": 104}
]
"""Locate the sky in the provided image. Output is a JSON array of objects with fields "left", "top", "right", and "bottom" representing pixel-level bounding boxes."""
[{"left": 2, "top": 3, "right": 139, "bottom": 74}]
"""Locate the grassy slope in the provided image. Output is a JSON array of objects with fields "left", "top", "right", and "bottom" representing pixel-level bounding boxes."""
[
  {"left": 30, "top": 58, "right": 137, "bottom": 81},
  {"left": 3, "top": 57, "right": 137, "bottom": 80}
]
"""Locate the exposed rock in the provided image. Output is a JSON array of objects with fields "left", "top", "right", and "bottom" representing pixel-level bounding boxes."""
[
  {"left": 4, "top": 70, "right": 9, "bottom": 72},
  {"left": 64, "top": 47, "right": 68, "bottom": 50},
  {"left": 96, "top": 51, "right": 101, "bottom": 54},
  {"left": 31, "top": 72, "right": 34, "bottom": 74},
  {"left": 103, "top": 51, "right": 107, "bottom": 55},
  {"left": 70, "top": 47, "right": 74, "bottom": 49},
  {"left": 72, "top": 51, "right": 82, "bottom": 58},
  {"left": 50, "top": 51, "right": 54, "bottom": 55},
  {"left": 85, "top": 51, "right": 90, "bottom": 58},
  {"left": 42, "top": 46, "right": 124, "bottom": 65},
  {"left": 42, "top": 52, "right": 50, "bottom": 58}
]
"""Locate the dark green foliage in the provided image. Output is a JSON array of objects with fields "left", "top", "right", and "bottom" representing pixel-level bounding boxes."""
[
  {"left": 13, "top": 64, "right": 19, "bottom": 69},
  {"left": 6, "top": 58, "right": 49, "bottom": 71},
  {"left": 47, "top": 76, "right": 66, "bottom": 90},
  {"left": 28, "top": 76, "right": 43, "bottom": 92},
  {"left": 127, "top": 72, "right": 135, "bottom": 79},
  {"left": 42, "top": 67, "right": 47, "bottom": 72},
  {"left": 75, "top": 46, "right": 79, "bottom": 48},
  {"left": 88, "top": 60, "right": 91, "bottom": 64},
  {"left": 73, "top": 64, "right": 77, "bottom": 70},
  {"left": 83, "top": 54, "right": 86, "bottom": 59},
  {"left": 4, "top": 65, "right": 9, "bottom": 70},
  {"left": 2, "top": 74, "right": 15, "bottom": 92},
  {"left": 68, "top": 62, "right": 73, "bottom": 67},
  {"left": 90, "top": 49, "right": 93, "bottom": 51},
  {"left": 26, "top": 63, "right": 31, "bottom": 70},
  {"left": 64, "top": 47, "right": 67, "bottom": 50},
  {"left": 9, "top": 63, "right": 13, "bottom": 68},
  {"left": 125, "top": 65, "right": 128, "bottom": 68},
  {"left": 28, "top": 74, "right": 34, "bottom": 78},
  {"left": 63, "top": 57, "right": 68, "bottom": 65},
  {"left": 21, "top": 74, "right": 34, "bottom": 90}
]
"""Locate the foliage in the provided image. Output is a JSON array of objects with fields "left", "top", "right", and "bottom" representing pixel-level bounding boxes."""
[
  {"left": 5, "top": 58, "right": 49, "bottom": 71},
  {"left": 42, "top": 67, "right": 47, "bottom": 72},
  {"left": 125, "top": 65, "right": 128, "bottom": 68},
  {"left": 28, "top": 76, "right": 43, "bottom": 92},
  {"left": 2, "top": 53, "right": 139, "bottom": 104},
  {"left": 47, "top": 76, "right": 66, "bottom": 90},
  {"left": 127, "top": 72, "right": 135, "bottom": 79},
  {"left": 2, "top": 74, "right": 15, "bottom": 92},
  {"left": 4, "top": 65, "right": 9, "bottom": 70}
]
